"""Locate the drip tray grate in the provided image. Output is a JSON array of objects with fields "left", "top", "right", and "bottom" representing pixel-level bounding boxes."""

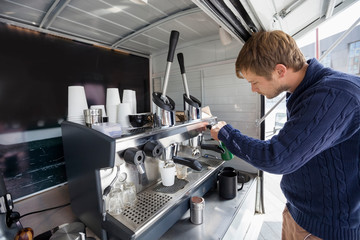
[
  {"left": 121, "top": 192, "right": 172, "bottom": 225},
  {"left": 153, "top": 178, "right": 189, "bottom": 194}
]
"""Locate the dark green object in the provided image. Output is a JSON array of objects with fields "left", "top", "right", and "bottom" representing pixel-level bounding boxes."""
[{"left": 220, "top": 141, "right": 233, "bottom": 160}]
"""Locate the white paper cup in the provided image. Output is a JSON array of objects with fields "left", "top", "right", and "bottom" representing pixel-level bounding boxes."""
[
  {"left": 107, "top": 104, "right": 118, "bottom": 123},
  {"left": 67, "top": 117, "right": 85, "bottom": 124},
  {"left": 131, "top": 90, "right": 137, "bottom": 114},
  {"left": 90, "top": 105, "right": 107, "bottom": 117},
  {"left": 106, "top": 88, "right": 121, "bottom": 123},
  {"left": 68, "top": 86, "right": 88, "bottom": 117},
  {"left": 160, "top": 162, "right": 176, "bottom": 186},
  {"left": 122, "top": 89, "right": 136, "bottom": 114},
  {"left": 117, "top": 103, "right": 132, "bottom": 127},
  {"left": 106, "top": 88, "right": 121, "bottom": 106}
]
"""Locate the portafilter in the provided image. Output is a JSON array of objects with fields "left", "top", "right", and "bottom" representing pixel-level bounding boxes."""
[{"left": 161, "top": 143, "right": 202, "bottom": 171}]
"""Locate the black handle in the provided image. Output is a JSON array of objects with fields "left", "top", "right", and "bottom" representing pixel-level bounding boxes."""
[
  {"left": 177, "top": 53, "right": 185, "bottom": 74},
  {"left": 172, "top": 156, "right": 202, "bottom": 171},
  {"left": 238, "top": 182, "right": 244, "bottom": 191},
  {"left": 167, "top": 30, "right": 180, "bottom": 62},
  {"left": 0, "top": 173, "right": 7, "bottom": 196},
  {"left": 201, "top": 144, "right": 225, "bottom": 154}
]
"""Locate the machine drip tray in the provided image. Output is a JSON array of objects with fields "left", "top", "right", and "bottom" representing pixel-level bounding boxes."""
[
  {"left": 107, "top": 157, "right": 224, "bottom": 238},
  {"left": 121, "top": 192, "right": 173, "bottom": 225},
  {"left": 153, "top": 178, "right": 189, "bottom": 194}
]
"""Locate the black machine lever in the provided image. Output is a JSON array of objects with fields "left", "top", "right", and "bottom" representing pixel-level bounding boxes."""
[
  {"left": 172, "top": 156, "right": 202, "bottom": 171},
  {"left": 200, "top": 144, "right": 225, "bottom": 154}
]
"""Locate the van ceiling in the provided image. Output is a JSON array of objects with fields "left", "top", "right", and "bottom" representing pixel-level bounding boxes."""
[{"left": 0, "top": 0, "right": 357, "bottom": 56}]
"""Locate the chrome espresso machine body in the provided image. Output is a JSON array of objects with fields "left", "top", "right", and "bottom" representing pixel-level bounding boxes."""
[
  {"left": 61, "top": 117, "right": 223, "bottom": 240},
  {"left": 61, "top": 30, "right": 224, "bottom": 240}
]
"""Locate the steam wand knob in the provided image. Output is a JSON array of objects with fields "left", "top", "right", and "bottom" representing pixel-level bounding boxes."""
[
  {"left": 143, "top": 141, "right": 163, "bottom": 158},
  {"left": 124, "top": 148, "right": 146, "bottom": 174}
]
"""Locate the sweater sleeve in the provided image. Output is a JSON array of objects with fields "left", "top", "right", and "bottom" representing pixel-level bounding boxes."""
[{"left": 218, "top": 86, "right": 360, "bottom": 174}]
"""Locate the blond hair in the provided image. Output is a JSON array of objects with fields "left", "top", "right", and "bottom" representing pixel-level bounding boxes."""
[{"left": 235, "top": 30, "right": 306, "bottom": 79}]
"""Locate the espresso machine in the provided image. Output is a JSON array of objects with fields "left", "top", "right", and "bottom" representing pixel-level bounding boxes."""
[
  {"left": 61, "top": 117, "right": 223, "bottom": 240},
  {"left": 61, "top": 30, "right": 225, "bottom": 240}
]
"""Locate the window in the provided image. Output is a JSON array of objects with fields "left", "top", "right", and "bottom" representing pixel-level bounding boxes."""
[
  {"left": 265, "top": 5, "right": 360, "bottom": 140},
  {"left": 348, "top": 41, "right": 360, "bottom": 74},
  {"left": 321, "top": 52, "right": 332, "bottom": 68}
]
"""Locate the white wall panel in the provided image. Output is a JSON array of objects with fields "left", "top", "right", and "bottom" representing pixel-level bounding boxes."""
[{"left": 152, "top": 37, "right": 242, "bottom": 74}]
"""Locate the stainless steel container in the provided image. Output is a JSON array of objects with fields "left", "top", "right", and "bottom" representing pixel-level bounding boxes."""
[
  {"left": 161, "top": 143, "right": 178, "bottom": 161},
  {"left": 183, "top": 94, "right": 201, "bottom": 121},
  {"left": 190, "top": 196, "right": 205, "bottom": 224},
  {"left": 84, "top": 109, "right": 102, "bottom": 127},
  {"left": 152, "top": 92, "right": 175, "bottom": 128}
]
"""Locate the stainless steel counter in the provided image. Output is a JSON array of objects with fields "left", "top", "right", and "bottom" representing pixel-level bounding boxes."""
[
  {"left": 55, "top": 169, "right": 257, "bottom": 240},
  {"left": 160, "top": 171, "right": 257, "bottom": 240}
]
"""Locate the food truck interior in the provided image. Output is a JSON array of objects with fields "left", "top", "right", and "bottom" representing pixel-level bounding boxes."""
[{"left": 0, "top": 0, "right": 358, "bottom": 239}]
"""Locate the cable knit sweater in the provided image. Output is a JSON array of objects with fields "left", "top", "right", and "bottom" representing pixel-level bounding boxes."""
[{"left": 218, "top": 58, "right": 360, "bottom": 240}]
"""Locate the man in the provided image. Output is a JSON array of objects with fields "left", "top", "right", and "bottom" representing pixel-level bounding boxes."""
[{"left": 210, "top": 30, "right": 360, "bottom": 240}]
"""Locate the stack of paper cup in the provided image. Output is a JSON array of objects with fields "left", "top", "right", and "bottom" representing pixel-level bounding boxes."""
[
  {"left": 117, "top": 103, "right": 132, "bottom": 128},
  {"left": 106, "top": 88, "right": 121, "bottom": 123},
  {"left": 67, "top": 86, "right": 88, "bottom": 125},
  {"left": 122, "top": 89, "right": 137, "bottom": 114}
]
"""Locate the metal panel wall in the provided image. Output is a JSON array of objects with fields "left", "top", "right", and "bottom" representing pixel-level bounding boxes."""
[{"left": 152, "top": 38, "right": 261, "bottom": 139}]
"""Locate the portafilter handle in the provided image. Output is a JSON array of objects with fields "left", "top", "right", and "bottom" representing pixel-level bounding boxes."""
[{"left": 124, "top": 148, "right": 146, "bottom": 174}]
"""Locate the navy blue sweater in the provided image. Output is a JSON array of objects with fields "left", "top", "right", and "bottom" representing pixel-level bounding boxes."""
[{"left": 218, "top": 59, "right": 360, "bottom": 239}]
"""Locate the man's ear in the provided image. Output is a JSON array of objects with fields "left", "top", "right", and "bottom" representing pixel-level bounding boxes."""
[{"left": 274, "top": 64, "right": 287, "bottom": 77}]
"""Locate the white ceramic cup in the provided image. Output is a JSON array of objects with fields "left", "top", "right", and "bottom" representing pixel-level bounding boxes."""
[
  {"left": 159, "top": 162, "right": 176, "bottom": 186},
  {"left": 67, "top": 86, "right": 88, "bottom": 117},
  {"left": 117, "top": 103, "right": 132, "bottom": 127}
]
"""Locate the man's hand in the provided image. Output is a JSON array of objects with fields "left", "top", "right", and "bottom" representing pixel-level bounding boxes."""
[{"left": 210, "top": 121, "right": 227, "bottom": 141}]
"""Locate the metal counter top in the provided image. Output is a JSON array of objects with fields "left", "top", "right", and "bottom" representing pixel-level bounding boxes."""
[{"left": 160, "top": 171, "right": 257, "bottom": 240}]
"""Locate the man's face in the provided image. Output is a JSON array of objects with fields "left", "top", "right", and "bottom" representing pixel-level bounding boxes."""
[{"left": 242, "top": 70, "right": 286, "bottom": 99}]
